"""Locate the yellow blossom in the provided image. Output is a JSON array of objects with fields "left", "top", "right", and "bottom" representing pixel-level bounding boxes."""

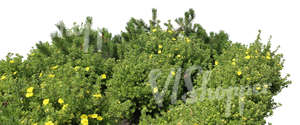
[
  {"left": 97, "top": 116, "right": 103, "bottom": 121},
  {"left": 158, "top": 44, "right": 163, "bottom": 49},
  {"left": 88, "top": 114, "right": 98, "bottom": 118},
  {"left": 85, "top": 67, "right": 90, "bottom": 71},
  {"left": 27, "top": 87, "right": 34, "bottom": 93},
  {"left": 45, "top": 121, "right": 54, "bottom": 125},
  {"left": 232, "top": 62, "right": 236, "bottom": 66},
  {"left": 25, "top": 92, "right": 34, "bottom": 98},
  {"left": 158, "top": 50, "right": 162, "bottom": 54},
  {"left": 62, "top": 104, "right": 68, "bottom": 110},
  {"left": 244, "top": 55, "right": 251, "bottom": 60},
  {"left": 149, "top": 54, "right": 153, "bottom": 58},
  {"left": 168, "top": 29, "right": 173, "bottom": 34},
  {"left": 58, "top": 98, "right": 64, "bottom": 104},
  {"left": 43, "top": 99, "right": 50, "bottom": 105},
  {"left": 51, "top": 65, "right": 58, "bottom": 70},
  {"left": 237, "top": 70, "right": 242, "bottom": 76},
  {"left": 185, "top": 38, "right": 191, "bottom": 43},
  {"left": 153, "top": 87, "right": 158, "bottom": 93},
  {"left": 81, "top": 114, "right": 88, "bottom": 119},
  {"left": 176, "top": 55, "right": 181, "bottom": 58},
  {"left": 33, "top": 123, "right": 37, "bottom": 125},
  {"left": 9, "top": 60, "right": 15, "bottom": 64},
  {"left": 266, "top": 56, "right": 271, "bottom": 60},
  {"left": 74, "top": 66, "right": 80, "bottom": 71},
  {"left": 171, "top": 71, "right": 176, "bottom": 76},
  {"left": 264, "top": 84, "right": 269, "bottom": 88},
  {"left": 215, "top": 61, "right": 219, "bottom": 66},
  {"left": 152, "top": 28, "right": 157, "bottom": 32},
  {"left": 1, "top": 75, "right": 6, "bottom": 80},
  {"left": 13, "top": 72, "right": 17, "bottom": 75},
  {"left": 256, "top": 86, "right": 261, "bottom": 91},
  {"left": 39, "top": 73, "right": 43, "bottom": 78},
  {"left": 93, "top": 94, "right": 102, "bottom": 98},
  {"left": 81, "top": 119, "right": 88, "bottom": 125},
  {"left": 172, "top": 37, "right": 176, "bottom": 41},
  {"left": 48, "top": 74, "right": 55, "bottom": 78},
  {"left": 232, "top": 58, "right": 236, "bottom": 62},
  {"left": 246, "top": 77, "right": 251, "bottom": 81},
  {"left": 240, "top": 97, "right": 245, "bottom": 102},
  {"left": 100, "top": 74, "right": 107, "bottom": 79}
]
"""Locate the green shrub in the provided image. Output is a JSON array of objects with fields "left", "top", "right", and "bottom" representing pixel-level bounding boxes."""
[{"left": 0, "top": 9, "right": 290, "bottom": 125}]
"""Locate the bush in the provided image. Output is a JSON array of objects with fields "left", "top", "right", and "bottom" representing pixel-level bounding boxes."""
[{"left": 0, "top": 9, "right": 290, "bottom": 125}]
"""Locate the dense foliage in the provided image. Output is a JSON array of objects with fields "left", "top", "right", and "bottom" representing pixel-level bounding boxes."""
[{"left": 0, "top": 9, "right": 290, "bottom": 125}]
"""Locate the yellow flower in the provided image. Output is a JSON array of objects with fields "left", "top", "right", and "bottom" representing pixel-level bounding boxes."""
[
  {"left": 9, "top": 60, "right": 15, "bottom": 64},
  {"left": 215, "top": 61, "right": 219, "bottom": 66},
  {"left": 246, "top": 77, "right": 251, "bottom": 81},
  {"left": 244, "top": 55, "right": 251, "bottom": 59},
  {"left": 152, "top": 28, "right": 157, "bottom": 32},
  {"left": 171, "top": 71, "right": 176, "bottom": 76},
  {"left": 13, "top": 71, "right": 17, "bottom": 75},
  {"left": 80, "top": 114, "right": 88, "bottom": 119},
  {"left": 172, "top": 37, "right": 176, "bottom": 41},
  {"left": 185, "top": 38, "right": 191, "bottom": 43},
  {"left": 27, "top": 87, "right": 34, "bottom": 93},
  {"left": 1, "top": 75, "right": 6, "bottom": 80},
  {"left": 51, "top": 65, "right": 58, "bottom": 70},
  {"left": 100, "top": 74, "right": 107, "bottom": 79},
  {"left": 158, "top": 44, "right": 163, "bottom": 49},
  {"left": 97, "top": 116, "right": 103, "bottom": 121},
  {"left": 232, "top": 62, "right": 236, "bottom": 66},
  {"left": 85, "top": 67, "right": 90, "bottom": 71},
  {"left": 33, "top": 123, "right": 37, "bottom": 125},
  {"left": 74, "top": 66, "right": 80, "bottom": 71},
  {"left": 25, "top": 92, "right": 33, "bottom": 98},
  {"left": 149, "top": 54, "right": 153, "bottom": 58},
  {"left": 62, "top": 104, "right": 68, "bottom": 110},
  {"left": 58, "top": 98, "right": 64, "bottom": 104},
  {"left": 45, "top": 121, "right": 54, "bottom": 125},
  {"left": 237, "top": 70, "right": 242, "bottom": 76},
  {"left": 43, "top": 99, "right": 50, "bottom": 105},
  {"left": 176, "top": 55, "right": 181, "bottom": 58},
  {"left": 39, "top": 73, "right": 43, "bottom": 78},
  {"left": 81, "top": 119, "right": 88, "bottom": 125},
  {"left": 264, "top": 84, "right": 269, "bottom": 88},
  {"left": 167, "top": 29, "right": 173, "bottom": 34},
  {"left": 232, "top": 58, "right": 236, "bottom": 62},
  {"left": 88, "top": 114, "right": 98, "bottom": 118},
  {"left": 256, "top": 86, "right": 261, "bottom": 91},
  {"left": 158, "top": 50, "right": 162, "bottom": 54},
  {"left": 266, "top": 56, "right": 271, "bottom": 60},
  {"left": 153, "top": 87, "right": 158, "bottom": 93},
  {"left": 240, "top": 97, "right": 245, "bottom": 102},
  {"left": 48, "top": 74, "right": 55, "bottom": 78},
  {"left": 93, "top": 93, "right": 102, "bottom": 98}
]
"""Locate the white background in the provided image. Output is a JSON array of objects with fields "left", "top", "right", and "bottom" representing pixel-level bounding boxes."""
[{"left": 0, "top": 0, "right": 299, "bottom": 124}]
